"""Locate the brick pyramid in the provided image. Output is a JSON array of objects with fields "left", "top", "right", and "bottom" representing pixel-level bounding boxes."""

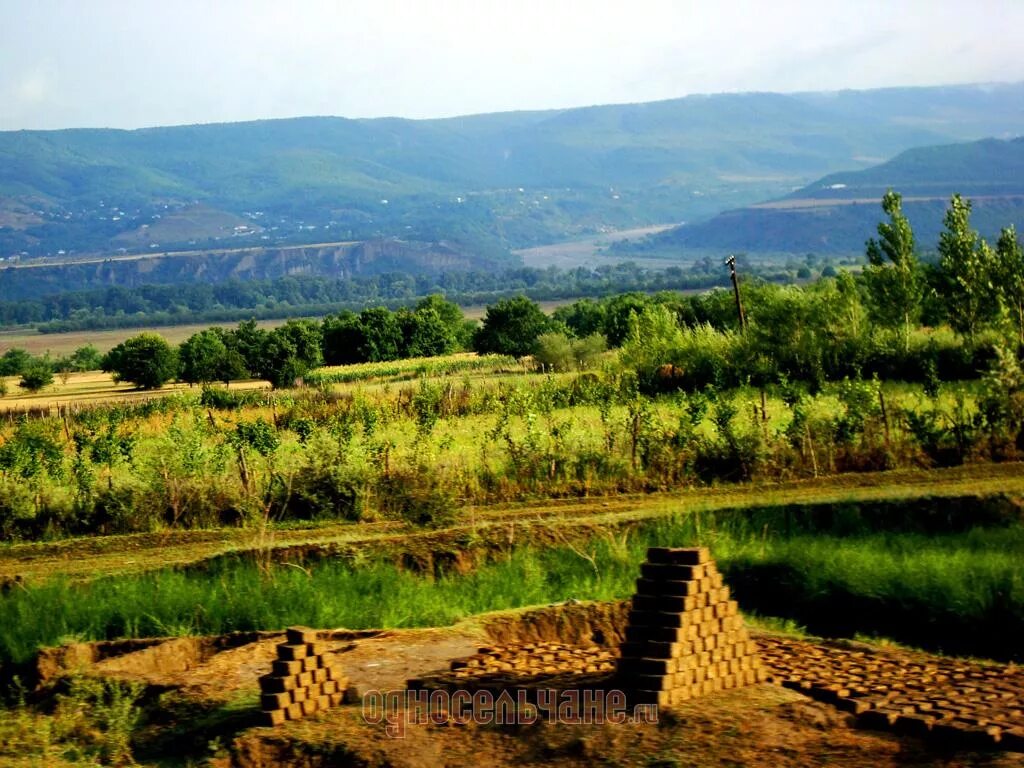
[
  {"left": 258, "top": 626, "right": 349, "bottom": 726},
  {"left": 616, "top": 546, "right": 764, "bottom": 707}
]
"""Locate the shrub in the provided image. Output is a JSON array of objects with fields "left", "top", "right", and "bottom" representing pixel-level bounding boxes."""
[{"left": 17, "top": 362, "right": 53, "bottom": 392}]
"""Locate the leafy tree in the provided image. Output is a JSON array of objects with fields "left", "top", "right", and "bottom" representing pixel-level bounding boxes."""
[
  {"left": 400, "top": 307, "right": 457, "bottom": 358},
  {"left": 224, "top": 319, "right": 269, "bottom": 374},
  {"left": 18, "top": 361, "right": 54, "bottom": 392},
  {"left": 534, "top": 331, "right": 607, "bottom": 372},
  {"left": 102, "top": 333, "right": 179, "bottom": 389},
  {"left": 863, "top": 190, "right": 922, "bottom": 349},
  {"left": 552, "top": 299, "right": 606, "bottom": 339},
  {"left": 533, "top": 332, "right": 575, "bottom": 371},
  {"left": 937, "top": 194, "right": 1000, "bottom": 340},
  {"left": 179, "top": 329, "right": 248, "bottom": 385},
  {"left": 473, "top": 296, "right": 551, "bottom": 357},
  {"left": 68, "top": 345, "right": 103, "bottom": 372},
  {"left": 255, "top": 320, "right": 323, "bottom": 388},
  {"left": 996, "top": 226, "right": 1024, "bottom": 344},
  {"left": 357, "top": 307, "right": 403, "bottom": 362},
  {"left": 322, "top": 310, "right": 366, "bottom": 365},
  {"left": 0, "top": 348, "right": 32, "bottom": 376},
  {"left": 603, "top": 293, "right": 653, "bottom": 347},
  {"left": 414, "top": 294, "right": 470, "bottom": 347}
]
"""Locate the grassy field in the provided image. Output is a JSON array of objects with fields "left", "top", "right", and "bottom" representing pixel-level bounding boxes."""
[
  {"left": 2, "top": 499, "right": 1020, "bottom": 666},
  {"left": 0, "top": 320, "right": 290, "bottom": 357},
  {"left": 2, "top": 461, "right": 1020, "bottom": 582},
  {"left": 0, "top": 371, "right": 269, "bottom": 412}
]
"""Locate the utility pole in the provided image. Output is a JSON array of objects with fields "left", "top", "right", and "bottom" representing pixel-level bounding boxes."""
[{"left": 725, "top": 255, "right": 747, "bottom": 331}]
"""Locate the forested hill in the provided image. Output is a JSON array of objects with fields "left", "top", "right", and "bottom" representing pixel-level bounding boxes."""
[
  {"left": 624, "top": 136, "right": 1024, "bottom": 257},
  {"left": 2, "top": 82, "right": 1023, "bottom": 267}
]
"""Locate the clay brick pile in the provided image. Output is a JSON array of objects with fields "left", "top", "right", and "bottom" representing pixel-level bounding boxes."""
[
  {"left": 616, "top": 546, "right": 764, "bottom": 707},
  {"left": 258, "top": 626, "right": 348, "bottom": 726}
]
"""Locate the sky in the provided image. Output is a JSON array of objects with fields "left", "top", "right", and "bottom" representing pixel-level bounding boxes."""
[{"left": 1, "top": 0, "right": 1022, "bottom": 131}]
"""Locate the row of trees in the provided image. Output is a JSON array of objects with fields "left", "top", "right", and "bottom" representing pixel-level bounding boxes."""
[
  {"left": 11, "top": 189, "right": 1024, "bottom": 392},
  {"left": 864, "top": 191, "right": 1023, "bottom": 346},
  {"left": 102, "top": 295, "right": 474, "bottom": 389}
]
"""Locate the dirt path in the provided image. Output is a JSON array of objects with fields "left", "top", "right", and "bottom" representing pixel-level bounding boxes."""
[{"left": 2, "top": 462, "right": 1022, "bottom": 583}]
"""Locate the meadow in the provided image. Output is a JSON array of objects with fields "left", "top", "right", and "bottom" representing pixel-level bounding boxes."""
[{"left": 2, "top": 507, "right": 1020, "bottom": 668}]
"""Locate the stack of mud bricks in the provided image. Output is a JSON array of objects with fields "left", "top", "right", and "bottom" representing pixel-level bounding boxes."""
[
  {"left": 258, "top": 626, "right": 348, "bottom": 726},
  {"left": 617, "top": 546, "right": 764, "bottom": 707}
]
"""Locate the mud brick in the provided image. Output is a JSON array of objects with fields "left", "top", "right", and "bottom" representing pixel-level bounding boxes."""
[
  {"left": 271, "top": 659, "right": 304, "bottom": 677},
  {"left": 641, "top": 563, "right": 706, "bottom": 582},
  {"left": 277, "top": 643, "right": 308, "bottom": 661},
  {"left": 262, "top": 692, "right": 291, "bottom": 711},
  {"left": 670, "top": 687, "right": 692, "bottom": 705},
  {"left": 260, "top": 709, "right": 287, "bottom": 727},
  {"left": 307, "top": 642, "right": 329, "bottom": 657},
  {"left": 632, "top": 594, "right": 691, "bottom": 613},
  {"left": 259, "top": 674, "right": 297, "bottom": 694},
  {"left": 328, "top": 691, "right": 345, "bottom": 707},
  {"left": 312, "top": 667, "right": 329, "bottom": 684},
  {"left": 286, "top": 626, "right": 318, "bottom": 645},
  {"left": 286, "top": 702, "right": 304, "bottom": 721},
  {"left": 292, "top": 687, "right": 308, "bottom": 703},
  {"left": 646, "top": 547, "right": 709, "bottom": 565},
  {"left": 322, "top": 680, "right": 338, "bottom": 696},
  {"left": 308, "top": 682, "right": 323, "bottom": 698},
  {"left": 635, "top": 578, "right": 699, "bottom": 597},
  {"left": 713, "top": 602, "right": 728, "bottom": 619},
  {"left": 697, "top": 620, "right": 719, "bottom": 638},
  {"left": 301, "top": 656, "right": 320, "bottom": 672},
  {"left": 301, "top": 699, "right": 319, "bottom": 716},
  {"left": 318, "top": 695, "right": 331, "bottom": 710}
]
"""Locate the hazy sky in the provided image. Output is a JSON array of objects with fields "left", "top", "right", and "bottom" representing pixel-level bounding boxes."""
[{"left": 2, "top": 0, "right": 1022, "bottom": 131}]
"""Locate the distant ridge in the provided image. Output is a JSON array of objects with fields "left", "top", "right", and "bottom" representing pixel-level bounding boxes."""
[
  {"left": 628, "top": 136, "right": 1024, "bottom": 256},
  {"left": 1, "top": 82, "right": 1022, "bottom": 267}
]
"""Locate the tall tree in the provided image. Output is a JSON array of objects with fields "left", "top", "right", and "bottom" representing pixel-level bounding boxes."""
[
  {"left": 996, "top": 226, "right": 1024, "bottom": 344},
  {"left": 473, "top": 296, "right": 551, "bottom": 357},
  {"left": 937, "top": 194, "right": 1000, "bottom": 340},
  {"left": 179, "top": 329, "right": 248, "bottom": 385},
  {"left": 102, "top": 333, "right": 179, "bottom": 389},
  {"left": 863, "top": 190, "right": 922, "bottom": 350}
]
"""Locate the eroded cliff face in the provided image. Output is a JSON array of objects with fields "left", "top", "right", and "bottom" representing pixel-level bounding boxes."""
[{"left": 0, "top": 238, "right": 495, "bottom": 299}]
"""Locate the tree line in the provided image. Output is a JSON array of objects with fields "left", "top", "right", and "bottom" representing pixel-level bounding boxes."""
[
  {"left": 0, "top": 259, "right": 808, "bottom": 333},
  {"left": 2, "top": 189, "right": 1021, "bottom": 395}
]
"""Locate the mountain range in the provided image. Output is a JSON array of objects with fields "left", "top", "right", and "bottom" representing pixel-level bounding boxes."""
[
  {"left": 628, "top": 135, "right": 1024, "bottom": 257},
  {"left": 2, "top": 81, "right": 1023, "bottom": 276}
]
